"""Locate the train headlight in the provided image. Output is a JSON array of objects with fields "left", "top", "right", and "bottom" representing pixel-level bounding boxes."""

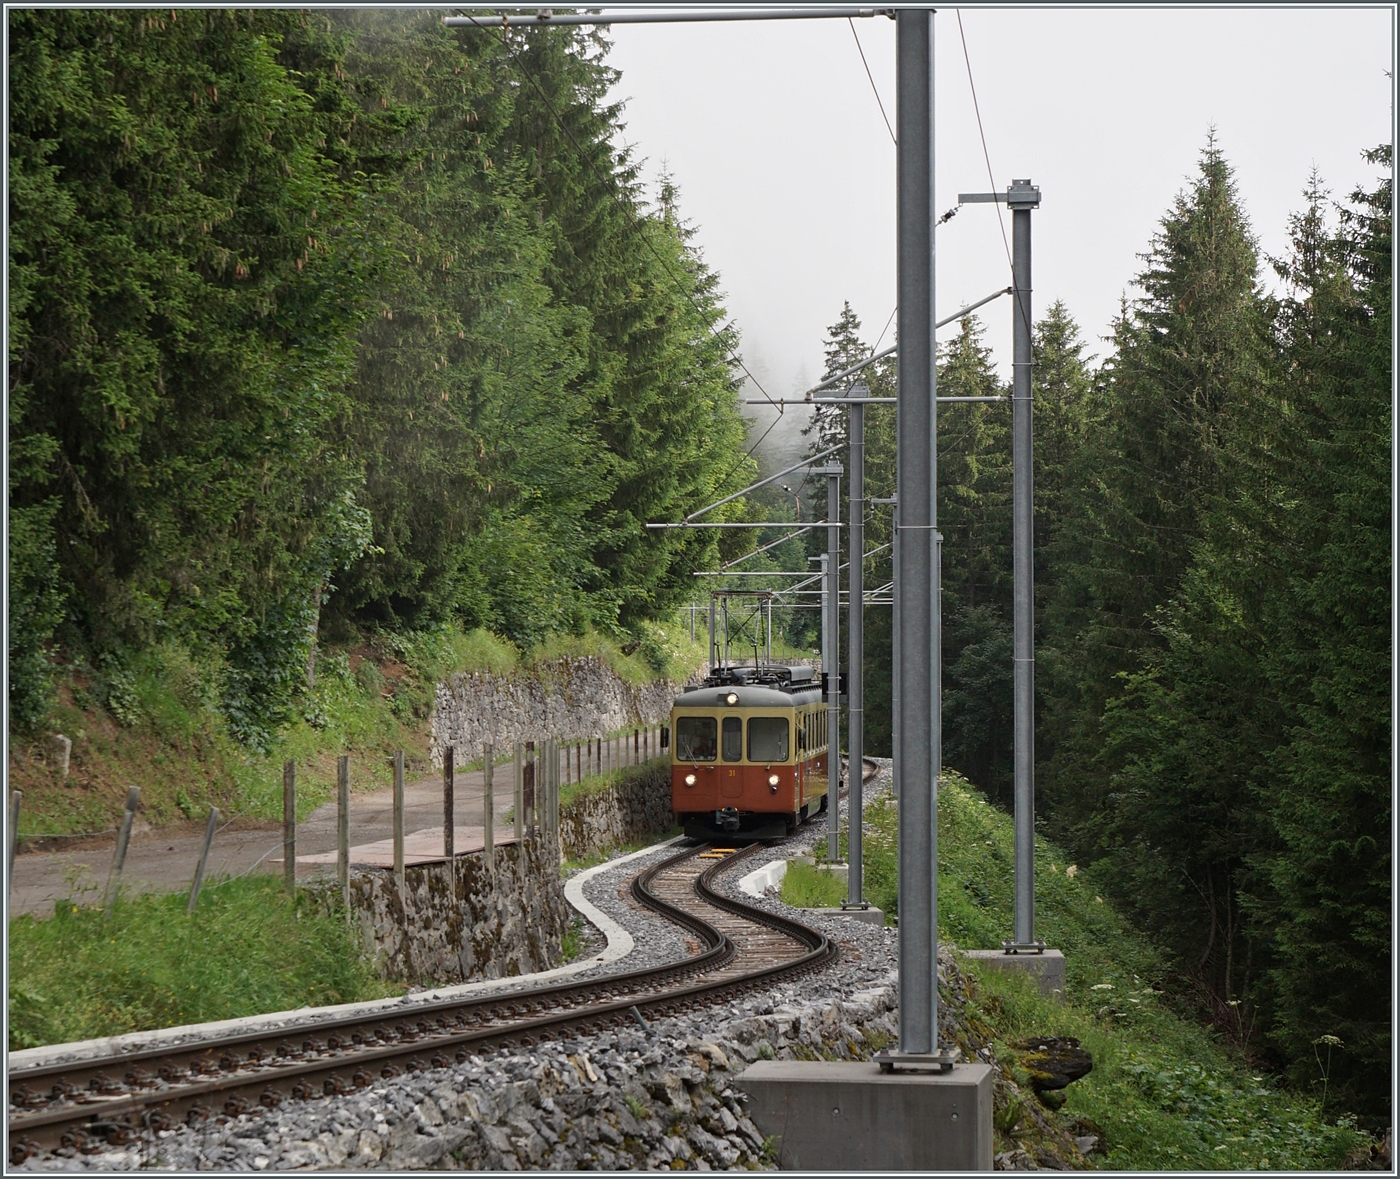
[
  {"left": 684, "top": 773, "right": 697, "bottom": 787},
  {"left": 768, "top": 773, "right": 780, "bottom": 787},
  {"left": 724, "top": 691, "right": 739, "bottom": 706}
]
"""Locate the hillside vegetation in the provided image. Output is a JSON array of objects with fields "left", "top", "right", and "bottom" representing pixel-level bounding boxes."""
[
  {"left": 9, "top": 618, "right": 706, "bottom": 836},
  {"left": 10, "top": 9, "right": 758, "bottom": 744},
  {"left": 9, "top": 10, "right": 752, "bottom": 825},
  {"left": 789, "top": 139, "right": 1391, "bottom": 1124},
  {"left": 794, "top": 773, "right": 1370, "bottom": 1170}
]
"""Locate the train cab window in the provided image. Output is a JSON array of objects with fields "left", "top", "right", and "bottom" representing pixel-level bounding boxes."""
[
  {"left": 675, "top": 716, "right": 717, "bottom": 761},
  {"left": 748, "top": 716, "right": 789, "bottom": 762},
  {"left": 721, "top": 716, "right": 743, "bottom": 761}
]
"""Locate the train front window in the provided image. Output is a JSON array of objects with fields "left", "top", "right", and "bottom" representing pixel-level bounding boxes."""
[
  {"left": 676, "top": 716, "right": 716, "bottom": 761},
  {"left": 722, "top": 716, "right": 743, "bottom": 761},
  {"left": 748, "top": 716, "right": 789, "bottom": 762}
]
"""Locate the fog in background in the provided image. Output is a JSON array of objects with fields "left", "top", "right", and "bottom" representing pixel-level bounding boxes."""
[{"left": 603, "top": 6, "right": 1394, "bottom": 470}]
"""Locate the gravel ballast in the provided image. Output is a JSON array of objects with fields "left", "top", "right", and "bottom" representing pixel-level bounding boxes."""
[{"left": 18, "top": 762, "right": 1091, "bottom": 1171}]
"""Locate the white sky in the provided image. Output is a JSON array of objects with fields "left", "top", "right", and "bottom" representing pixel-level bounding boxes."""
[{"left": 602, "top": 6, "right": 1394, "bottom": 460}]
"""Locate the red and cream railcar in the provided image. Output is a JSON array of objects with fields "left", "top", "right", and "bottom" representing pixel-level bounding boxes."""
[{"left": 670, "top": 665, "right": 829, "bottom": 841}]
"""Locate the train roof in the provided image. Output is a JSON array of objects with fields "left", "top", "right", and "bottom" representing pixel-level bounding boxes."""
[{"left": 674, "top": 664, "right": 823, "bottom": 709}]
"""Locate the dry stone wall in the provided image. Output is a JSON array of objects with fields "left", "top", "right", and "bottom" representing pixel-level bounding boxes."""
[
  {"left": 429, "top": 656, "right": 699, "bottom": 768},
  {"left": 325, "top": 765, "right": 673, "bottom": 988},
  {"left": 320, "top": 838, "right": 569, "bottom": 985},
  {"left": 558, "top": 762, "right": 674, "bottom": 861}
]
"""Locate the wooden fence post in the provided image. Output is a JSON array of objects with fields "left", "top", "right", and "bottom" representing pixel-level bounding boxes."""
[
  {"left": 104, "top": 787, "right": 141, "bottom": 913},
  {"left": 186, "top": 806, "right": 219, "bottom": 916},
  {"left": 393, "top": 750, "right": 405, "bottom": 897},
  {"left": 7, "top": 789, "right": 21, "bottom": 912},
  {"left": 524, "top": 740, "right": 536, "bottom": 837},
  {"left": 552, "top": 739, "right": 560, "bottom": 850},
  {"left": 483, "top": 743, "right": 494, "bottom": 875},
  {"left": 337, "top": 755, "right": 350, "bottom": 919},
  {"left": 513, "top": 742, "right": 524, "bottom": 844},
  {"left": 282, "top": 761, "right": 296, "bottom": 895},
  {"left": 443, "top": 745, "right": 455, "bottom": 892}
]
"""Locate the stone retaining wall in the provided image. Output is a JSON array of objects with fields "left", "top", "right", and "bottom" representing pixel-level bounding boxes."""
[
  {"left": 319, "top": 838, "right": 570, "bottom": 985},
  {"left": 430, "top": 656, "right": 700, "bottom": 769},
  {"left": 373, "top": 657, "right": 812, "bottom": 983},
  {"left": 327, "top": 762, "right": 672, "bottom": 987},
  {"left": 558, "top": 762, "right": 674, "bottom": 861}
]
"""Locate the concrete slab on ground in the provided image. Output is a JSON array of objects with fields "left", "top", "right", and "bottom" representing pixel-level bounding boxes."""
[
  {"left": 961, "top": 948, "right": 1066, "bottom": 997},
  {"left": 738, "top": 1059, "right": 994, "bottom": 1170}
]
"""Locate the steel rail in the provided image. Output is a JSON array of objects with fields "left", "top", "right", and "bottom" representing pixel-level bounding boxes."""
[{"left": 7, "top": 761, "right": 876, "bottom": 1165}]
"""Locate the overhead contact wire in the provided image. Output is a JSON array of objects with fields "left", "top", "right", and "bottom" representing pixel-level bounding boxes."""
[
  {"left": 956, "top": 10, "right": 1035, "bottom": 346},
  {"left": 849, "top": 17, "right": 895, "bottom": 147}
]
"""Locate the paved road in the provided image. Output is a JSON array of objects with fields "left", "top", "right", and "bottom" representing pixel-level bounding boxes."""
[
  {"left": 10, "top": 737, "right": 653, "bottom": 918},
  {"left": 8, "top": 762, "right": 515, "bottom": 918}
]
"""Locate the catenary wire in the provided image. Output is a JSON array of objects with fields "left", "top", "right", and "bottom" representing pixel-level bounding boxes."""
[
  {"left": 848, "top": 17, "right": 895, "bottom": 147},
  {"left": 870, "top": 304, "right": 897, "bottom": 356},
  {"left": 956, "top": 10, "right": 1035, "bottom": 345}
]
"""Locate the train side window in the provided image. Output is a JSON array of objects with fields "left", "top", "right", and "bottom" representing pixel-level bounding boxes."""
[
  {"left": 676, "top": 716, "right": 716, "bottom": 761},
  {"left": 748, "top": 716, "right": 788, "bottom": 762},
  {"left": 721, "top": 716, "right": 743, "bottom": 761}
]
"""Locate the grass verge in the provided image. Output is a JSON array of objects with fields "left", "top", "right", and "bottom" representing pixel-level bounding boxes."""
[
  {"left": 8, "top": 876, "right": 403, "bottom": 1050},
  {"left": 779, "top": 860, "right": 847, "bottom": 908},
  {"left": 841, "top": 771, "right": 1369, "bottom": 1170}
]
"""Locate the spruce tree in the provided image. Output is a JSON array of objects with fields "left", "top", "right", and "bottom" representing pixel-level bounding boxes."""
[
  {"left": 1246, "top": 150, "right": 1392, "bottom": 1121},
  {"left": 1045, "top": 133, "right": 1270, "bottom": 845}
]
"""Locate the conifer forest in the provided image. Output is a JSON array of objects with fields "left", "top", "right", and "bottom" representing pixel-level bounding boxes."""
[{"left": 8, "top": 9, "right": 1391, "bottom": 1128}]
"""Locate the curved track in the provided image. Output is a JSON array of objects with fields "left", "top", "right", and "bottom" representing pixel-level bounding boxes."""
[{"left": 8, "top": 762, "right": 875, "bottom": 1164}]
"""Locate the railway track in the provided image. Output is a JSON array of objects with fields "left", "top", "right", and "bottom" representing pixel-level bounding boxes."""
[{"left": 8, "top": 763, "right": 877, "bottom": 1165}]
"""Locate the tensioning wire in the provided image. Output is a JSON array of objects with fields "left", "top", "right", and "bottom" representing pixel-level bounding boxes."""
[{"left": 956, "top": 10, "right": 1035, "bottom": 346}]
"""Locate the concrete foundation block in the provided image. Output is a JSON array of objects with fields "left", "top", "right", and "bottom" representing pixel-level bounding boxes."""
[
  {"left": 961, "top": 948, "right": 1066, "bottom": 997},
  {"left": 806, "top": 905, "right": 885, "bottom": 926},
  {"left": 737, "top": 1060, "right": 994, "bottom": 1171}
]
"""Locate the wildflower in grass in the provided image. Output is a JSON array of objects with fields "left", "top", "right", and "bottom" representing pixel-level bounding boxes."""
[
  {"left": 1065, "top": 864, "right": 1078, "bottom": 879},
  {"left": 1312, "top": 1035, "right": 1344, "bottom": 1114},
  {"left": 1091, "top": 983, "right": 1114, "bottom": 991}
]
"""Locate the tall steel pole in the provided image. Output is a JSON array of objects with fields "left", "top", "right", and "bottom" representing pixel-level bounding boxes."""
[
  {"left": 846, "top": 384, "right": 867, "bottom": 908},
  {"left": 886, "top": 6, "right": 949, "bottom": 1068},
  {"left": 709, "top": 594, "right": 718, "bottom": 672},
  {"left": 955, "top": 176, "right": 1043, "bottom": 951},
  {"left": 1009, "top": 179, "right": 1041, "bottom": 949},
  {"left": 823, "top": 464, "right": 842, "bottom": 860}
]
